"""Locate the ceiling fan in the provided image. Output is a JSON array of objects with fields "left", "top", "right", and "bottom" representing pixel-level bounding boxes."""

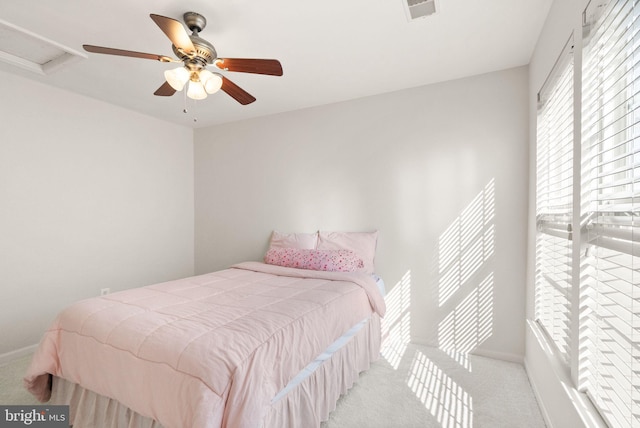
[{"left": 83, "top": 12, "right": 283, "bottom": 105}]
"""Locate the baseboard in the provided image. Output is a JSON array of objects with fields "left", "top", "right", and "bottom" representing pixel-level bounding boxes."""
[
  {"left": 524, "top": 356, "right": 555, "bottom": 428},
  {"left": 409, "top": 339, "right": 524, "bottom": 364},
  {"left": 471, "top": 348, "right": 524, "bottom": 364},
  {"left": 0, "top": 344, "right": 37, "bottom": 367}
]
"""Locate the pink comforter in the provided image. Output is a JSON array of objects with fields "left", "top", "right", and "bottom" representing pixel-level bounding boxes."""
[{"left": 24, "top": 262, "right": 385, "bottom": 428}]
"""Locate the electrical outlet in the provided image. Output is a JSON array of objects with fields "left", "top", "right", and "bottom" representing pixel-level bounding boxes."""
[{"left": 100, "top": 288, "right": 110, "bottom": 296}]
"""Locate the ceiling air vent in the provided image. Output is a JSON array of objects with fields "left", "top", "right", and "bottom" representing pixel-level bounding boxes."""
[
  {"left": 404, "top": 0, "right": 438, "bottom": 20},
  {"left": 0, "top": 19, "right": 85, "bottom": 75}
]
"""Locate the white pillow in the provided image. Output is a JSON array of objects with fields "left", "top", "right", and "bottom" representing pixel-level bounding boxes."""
[
  {"left": 269, "top": 230, "right": 318, "bottom": 250},
  {"left": 316, "top": 231, "right": 378, "bottom": 274}
]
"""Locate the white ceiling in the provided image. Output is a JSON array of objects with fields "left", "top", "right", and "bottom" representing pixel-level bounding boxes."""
[{"left": 0, "top": 0, "right": 552, "bottom": 129}]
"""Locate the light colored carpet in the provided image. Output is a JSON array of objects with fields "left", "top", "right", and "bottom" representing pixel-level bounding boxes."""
[
  {"left": 322, "top": 344, "right": 546, "bottom": 427},
  {"left": 0, "top": 353, "right": 39, "bottom": 406},
  {"left": 1, "top": 344, "right": 545, "bottom": 427}
]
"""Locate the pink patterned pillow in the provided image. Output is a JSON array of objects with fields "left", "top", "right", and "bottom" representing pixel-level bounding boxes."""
[
  {"left": 317, "top": 231, "right": 378, "bottom": 274},
  {"left": 264, "top": 248, "right": 364, "bottom": 272}
]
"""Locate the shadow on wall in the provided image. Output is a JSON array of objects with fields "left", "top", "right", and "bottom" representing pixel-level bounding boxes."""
[{"left": 380, "top": 179, "right": 496, "bottom": 427}]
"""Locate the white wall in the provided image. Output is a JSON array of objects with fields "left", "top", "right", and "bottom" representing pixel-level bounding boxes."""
[
  {"left": 525, "top": 1, "right": 607, "bottom": 426},
  {"left": 194, "top": 66, "right": 529, "bottom": 360},
  {"left": 0, "top": 61, "right": 530, "bottom": 363},
  {"left": 0, "top": 70, "right": 195, "bottom": 357}
]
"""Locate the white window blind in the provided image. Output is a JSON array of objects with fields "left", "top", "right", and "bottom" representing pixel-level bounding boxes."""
[
  {"left": 535, "top": 37, "right": 574, "bottom": 364},
  {"left": 581, "top": 0, "right": 640, "bottom": 426}
]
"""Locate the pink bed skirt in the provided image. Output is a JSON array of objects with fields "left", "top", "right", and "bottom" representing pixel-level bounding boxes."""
[{"left": 51, "top": 314, "right": 381, "bottom": 428}]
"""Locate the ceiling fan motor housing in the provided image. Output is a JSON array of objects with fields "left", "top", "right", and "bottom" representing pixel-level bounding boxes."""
[
  {"left": 172, "top": 12, "right": 217, "bottom": 70},
  {"left": 173, "top": 35, "right": 217, "bottom": 69}
]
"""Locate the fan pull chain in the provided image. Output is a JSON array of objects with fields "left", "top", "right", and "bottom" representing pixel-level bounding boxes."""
[
  {"left": 181, "top": 90, "right": 198, "bottom": 123},
  {"left": 182, "top": 88, "right": 188, "bottom": 114},
  {"left": 191, "top": 98, "right": 198, "bottom": 123}
]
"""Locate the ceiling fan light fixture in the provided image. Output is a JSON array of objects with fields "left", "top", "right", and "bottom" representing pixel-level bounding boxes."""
[
  {"left": 199, "top": 69, "right": 223, "bottom": 94},
  {"left": 187, "top": 79, "right": 207, "bottom": 100},
  {"left": 83, "top": 12, "right": 282, "bottom": 106},
  {"left": 164, "top": 66, "right": 190, "bottom": 91}
]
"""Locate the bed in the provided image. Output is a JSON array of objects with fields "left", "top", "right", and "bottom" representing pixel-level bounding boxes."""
[{"left": 24, "top": 231, "right": 385, "bottom": 428}]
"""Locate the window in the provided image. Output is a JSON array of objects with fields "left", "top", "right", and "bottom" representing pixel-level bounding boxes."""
[
  {"left": 580, "top": 0, "right": 640, "bottom": 426},
  {"left": 535, "top": 37, "right": 574, "bottom": 363}
]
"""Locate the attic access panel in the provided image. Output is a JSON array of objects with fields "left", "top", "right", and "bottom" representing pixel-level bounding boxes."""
[{"left": 0, "top": 19, "right": 85, "bottom": 75}]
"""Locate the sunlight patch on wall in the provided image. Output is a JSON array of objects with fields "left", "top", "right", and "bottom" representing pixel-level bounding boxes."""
[
  {"left": 406, "top": 350, "right": 473, "bottom": 427},
  {"left": 438, "top": 273, "right": 494, "bottom": 369},
  {"left": 438, "top": 180, "right": 495, "bottom": 307},
  {"left": 435, "top": 178, "right": 495, "bottom": 369},
  {"left": 381, "top": 270, "right": 412, "bottom": 369}
]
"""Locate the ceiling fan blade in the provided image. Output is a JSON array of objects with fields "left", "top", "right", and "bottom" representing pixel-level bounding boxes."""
[
  {"left": 154, "top": 81, "right": 177, "bottom": 97},
  {"left": 150, "top": 14, "right": 196, "bottom": 55},
  {"left": 221, "top": 77, "right": 256, "bottom": 105},
  {"left": 215, "top": 58, "right": 283, "bottom": 76},
  {"left": 83, "top": 45, "right": 174, "bottom": 62}
]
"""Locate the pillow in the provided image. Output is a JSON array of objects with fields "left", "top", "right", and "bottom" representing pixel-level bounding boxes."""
[
  {"left": 264, "top": 248, "right": 364, "bottom": 272},
  {"left": 268, "top": 230, "right": 318, "bottom": 250},
  {"left": 316, "top": 231, "right": 378, "bottom": 274}
]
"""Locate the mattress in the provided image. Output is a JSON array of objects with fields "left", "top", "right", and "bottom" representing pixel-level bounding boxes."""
[
  {"left": 25, "top": 262, "right": 386, "bottom": 428},
  {"left": 50, "top": 313, "right": 381, "bottom": 428}
]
